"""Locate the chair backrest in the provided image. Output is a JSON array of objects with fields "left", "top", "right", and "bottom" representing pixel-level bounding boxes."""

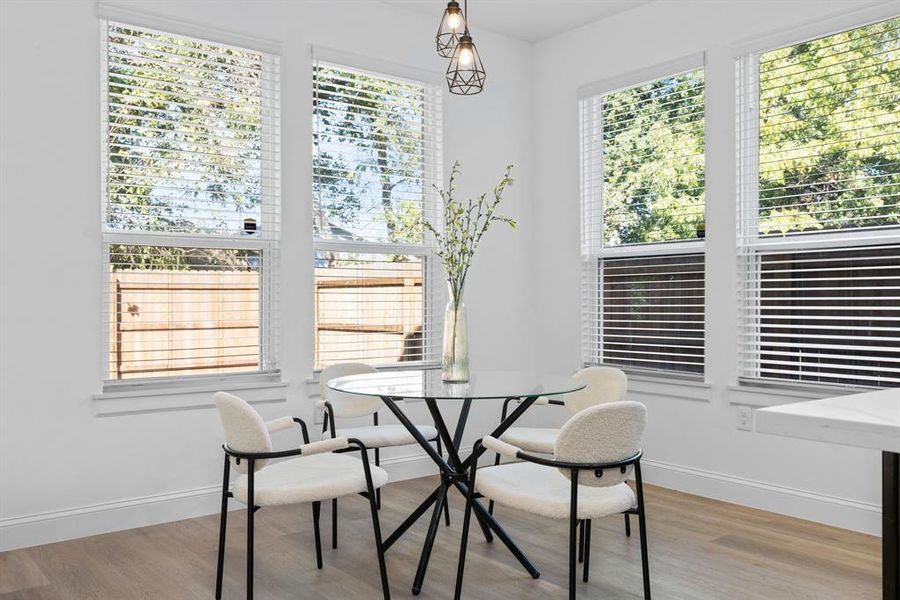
[
  {"left": 554, "top": 401, "right": 646, "bottom": 488},
  {"left": 214, "top": 391, "right": 272, "bottom": 473},
  {"left": 319, "top": 362, "right": 381, "bottom": 418},
  {"left": 564, "top": 366, "right": 628, "bottom": 415}
]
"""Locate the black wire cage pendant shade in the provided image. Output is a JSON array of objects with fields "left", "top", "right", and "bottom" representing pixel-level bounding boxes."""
[
  {"left": 446, "top": 33, "right": 485, "bottom": 95},
  {"left": 436, "top": 0, "right": 466, "bottom": 58},
  {"left": 438, "top": 0, "right": 485, "bottom": 95}
]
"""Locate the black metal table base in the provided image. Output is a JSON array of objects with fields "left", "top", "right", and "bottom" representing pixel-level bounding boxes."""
[
  {"left": 379, "top": 394, "right": 542, "bottom": 595},
  {"left": 883, "top": 451, "right": 899, "bottom": 600}
]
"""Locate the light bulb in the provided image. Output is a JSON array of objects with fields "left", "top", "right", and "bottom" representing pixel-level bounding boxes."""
[
  {"left": 459, "top": 46, "right": 474, "bottom": 67},
  {"left": 446, "top": 11, "right": 462, "bottom": 32}
]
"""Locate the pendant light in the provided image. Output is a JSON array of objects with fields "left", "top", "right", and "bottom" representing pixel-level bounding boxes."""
[
  {"left": 445, "top": 0, "right": 485, "bottom": 95},
  {"left": 435, "top": 1, "right": 466, "bottom": 58}
]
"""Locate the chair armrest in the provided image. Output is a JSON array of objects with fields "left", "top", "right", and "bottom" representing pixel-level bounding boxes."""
[
  {"left": 516, "top": 449, "right": 643, "bottom": 471},
  {"left": 298, "top": 436, "right": 350, "bottom": 456},
  {"left": 499, "top": 396, "right": 562, "bottom": 421},
  {"left": 223, "top": 436, "right": 351, "bottom": 461},
  {"left": 317, "top": 400, "right": 337, "bottom": 438},
  {"left": 519, "top": 397, "right": 551, "bottom": 406},
  {"left": 482, "top": 435, "right": 521, "bottom": 460},
  {"left": 225, "top": 445, "right": 304, "bottom": 460},
  {"left": 519, "top": 397, "right": 567, "bottom": 407},
  {"left": 265, "top": 416, "right": 296, "bottom": 433},
  {"left": 264, "top": 416, "right": 309, "bottom": 443}
]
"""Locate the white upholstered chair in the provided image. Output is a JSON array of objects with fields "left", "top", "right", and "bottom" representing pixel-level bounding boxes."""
[
  {"left": 318, "top": 363, "right": 448, "bottom": 547},
  {"left": 456, "top": 401, "right": 651, "bottom": 600},
  {"left": 499, "top": 366, "right": 628, "bottom": 454},
  {"left": 213, "top": 392, "right": 390, "bottom": 600},
  {"left": 493, "top": 366, "right": 630, "bottom": 537}
]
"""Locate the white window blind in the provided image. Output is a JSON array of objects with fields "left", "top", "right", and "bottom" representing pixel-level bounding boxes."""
[
  {"left": 737, "top": 17, "right": 900, "bottom": 388},
  {"left": 581, "top": 67, "right": 706, "bottom": 376},
  {"left": 101, "top": 21, "right": 281, "bottom": 383},
  {"left": 600, "top": 254, "right": 705, "bottom": 374},
  {"left": 312, "top": 60, "right": 442, "bottom": 370}
]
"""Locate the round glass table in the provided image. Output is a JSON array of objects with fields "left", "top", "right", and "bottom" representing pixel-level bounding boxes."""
[
  {"left": 327, "top": 369, "right": 585, "bottom": 595},
  {"left": 328, "top": 369, "right": 584, "bottom": 401}
]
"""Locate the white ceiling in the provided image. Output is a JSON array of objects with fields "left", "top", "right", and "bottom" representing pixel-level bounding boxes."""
[{"left": 382, "top": 0, "right": 653, "bottom": 43}]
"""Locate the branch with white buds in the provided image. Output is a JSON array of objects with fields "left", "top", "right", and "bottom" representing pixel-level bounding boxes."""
[{"left": 421, "top": 162, "right": 516, "bottom": 304}]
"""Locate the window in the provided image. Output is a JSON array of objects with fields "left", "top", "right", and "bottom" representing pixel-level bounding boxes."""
[
  {"left": 738, "top": 17, "right": 900, "bottom": 388},
  {"left": 580, "top": 65, "right": 706, "bottom": 376},
  {"left": 312, "top": 60, "right": 442, "bottom": 370},
  {"left": 101, "top": 22, "right": 281, "bottom": 383}
]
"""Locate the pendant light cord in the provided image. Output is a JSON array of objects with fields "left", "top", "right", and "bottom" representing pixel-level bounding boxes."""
[{"left": 463, "top": 0, "right": 469, "bottom": 35}]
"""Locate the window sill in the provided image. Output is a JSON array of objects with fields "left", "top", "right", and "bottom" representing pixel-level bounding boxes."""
[
  {"left": 727, "top": 380, "right": 866, "bottom": 408},
  {"left": 626, "top": 372, "right": 711, "bottom": 402},
  {"left": 93, "top": 374, "right": 288, "bottom": 416}
]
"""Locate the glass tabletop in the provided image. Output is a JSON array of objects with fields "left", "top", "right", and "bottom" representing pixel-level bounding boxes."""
[{"left": 326, "top": 369, "right": 585, "bottom": 400}]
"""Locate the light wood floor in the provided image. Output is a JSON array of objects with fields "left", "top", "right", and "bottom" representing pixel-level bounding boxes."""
[{"left": 0, "top": 477, "right": 880, "bottom": 599}]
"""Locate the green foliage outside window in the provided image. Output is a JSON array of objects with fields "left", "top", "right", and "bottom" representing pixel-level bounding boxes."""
[
  {"left": 599, "top": 18, "right": 898, "bottom": 245},
  {"left": 106, "top": 24, "right": 263, "bottom": 236},
  {"left": 313, "top": 65, "right": 428, "bottom": 246},
  {"left": 758, "top": 18, "right": 899, "bottom": 235},
  {"left": 105, "top": 24, "right": 267, "bottom": 271},
  {"left": 602, "top": 70, "right": 706, "bottom": 246}
]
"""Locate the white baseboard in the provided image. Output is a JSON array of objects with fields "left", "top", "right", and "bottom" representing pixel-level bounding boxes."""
[
  {"left": 1, "top": 452, "right": 879, "bottom": 552},
  {"left": 0, "top": 483, "right": 225, "bottom": 552},
  {"left": 0, "top": 450, "right": 448, "bottom": 552},
  {"left": 642, "top": 459, "right": 881, "bottom": 536}
]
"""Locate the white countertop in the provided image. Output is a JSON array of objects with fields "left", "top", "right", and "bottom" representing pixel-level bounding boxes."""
[{"left": 756, "top": 387, "right": 900, "bottom": 453}]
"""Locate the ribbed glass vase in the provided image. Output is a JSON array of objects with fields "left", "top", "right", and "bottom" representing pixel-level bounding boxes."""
[{"left": 441, "top": 283, "right": 469, "bottom": 382}]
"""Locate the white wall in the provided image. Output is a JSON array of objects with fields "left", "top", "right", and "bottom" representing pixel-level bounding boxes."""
[
  {"left": 531, "top": 0, "right": 898, "bottom": 535},
  {"left": 2, "top": 0, "right": 896, "bottom": 552},
  {"left": 0, "top": 0, "right": 536, "bottom": 550}
]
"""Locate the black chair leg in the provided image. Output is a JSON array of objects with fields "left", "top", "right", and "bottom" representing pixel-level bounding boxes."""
[
  {"left": 625, "top": 513, "right": 631, "bottom": 537},
  {"left": 375, "top": 448, "right": 382, "bottom": 510},
  {"left": 582, "top": 520, "right": 592, "bottom": 582},
  {"left": 488, "top": 452, "right": 501, "bottom": 515},
  {"left": 332, "top": 498, "right": 338, "bottom": 549},
  {"left": 312, "top": 501, "right": 323, "bottom": 569},
  {"left": 578, "top": 519, "right": 585, "bottom": 563},
  {"left": 635, "top": 462, "right": 651, "bottom": 600},
  {"left": 215, "top": 455, "right": 230, "bottom": 600},
  {"left": 358, "top": 439, "right": 391, "bottom": 600},
  {"left": 568, "top": 470, "right": 579, "bottom": 600},
  {"left": 366, "top": 489, "right": 391, "bottom": 599},
  {"left": 246, "top": 465, "right": 255, "bottom": 600}
]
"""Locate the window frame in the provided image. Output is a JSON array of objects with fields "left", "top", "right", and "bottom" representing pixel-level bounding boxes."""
[
  {"left": 579, "top": 54, "right": 708, "bottom": 379},
  {"left": 311, "top": 53, "right": 444, "bottom": 374},
  {"left": 98, "top": 19, "right": 282, "bottom": 391},
  {"left": 735, "top": 12, "right": 900, "bottom": 391}
]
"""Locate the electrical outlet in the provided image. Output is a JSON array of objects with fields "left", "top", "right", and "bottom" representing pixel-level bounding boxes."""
[{"left": 736, "top": 405, "right": 753, "bottom": 431}]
